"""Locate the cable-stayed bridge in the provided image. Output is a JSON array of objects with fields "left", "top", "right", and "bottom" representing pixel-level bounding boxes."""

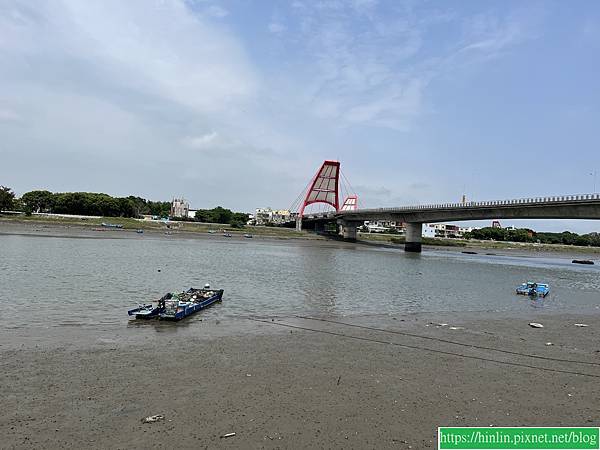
[{"left": 289, "top": 161, "right": 600, "bottom": 252}]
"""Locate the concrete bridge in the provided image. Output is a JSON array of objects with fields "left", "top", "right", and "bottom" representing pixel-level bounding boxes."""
[
  {"left": 290, "top": 161, "right": 600, "bottom": 252},
  {"left": 313, "top": 194, "right": 600, "bottom": 252}
]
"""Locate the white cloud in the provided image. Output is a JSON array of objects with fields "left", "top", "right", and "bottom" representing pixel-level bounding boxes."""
[
  {"left": 0, "top": 0, "right": 296, "bottom": 209},
  {"left": 0, "top": 0, "right": 556, "bottom": 215},
  {"left": 182, "top": 131, "right": 218, "bottom": 149},
  {"left": 268, "top": 22, "right": 286, "bottom": 34},
  {"left": 0, "top": 108, "right": 21, "bottom": 122},
  {"left": 272, "top": 2, "right": 543, "bottom": 132},
  {"left": 205, "top": 5, "right": 229, "bottom": 18}
]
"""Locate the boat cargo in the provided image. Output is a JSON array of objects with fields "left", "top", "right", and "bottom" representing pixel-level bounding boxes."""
[
  {"left": 128, "top": 286, "right": 223, "bottom": 321},
  {"left": 516, "top": 282, "right": 550, "bottom": 298}
]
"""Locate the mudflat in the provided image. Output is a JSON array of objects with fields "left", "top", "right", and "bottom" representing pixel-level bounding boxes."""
[{"left": 2, "top": 312, "right": 599, "bottom": 449}]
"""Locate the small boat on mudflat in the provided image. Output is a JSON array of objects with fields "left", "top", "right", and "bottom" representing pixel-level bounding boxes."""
[
  {"left": 516, "top": 282, "right": 550, "bottom": 298},
  {"left": 572, "top": 259, "right": 594, "bottom": 265},
  {"left": 128, "top": 286, "right": 223, "bottom": 321}
]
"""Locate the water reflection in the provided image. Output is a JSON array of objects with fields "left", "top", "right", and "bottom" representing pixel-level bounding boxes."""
[
  {"left": 296, "top": 244, "right": 339, "bottom": 313},
  {"left": 1, "top": 234, "right": 599, "bottom": 331}
]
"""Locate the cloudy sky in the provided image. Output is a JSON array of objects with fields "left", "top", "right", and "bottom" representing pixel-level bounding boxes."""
[{"left": 1, "top": 0, "right": 599, "bottom": 231}]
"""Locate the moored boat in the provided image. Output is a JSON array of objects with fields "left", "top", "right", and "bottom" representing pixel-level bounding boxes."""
[
  {"left": 128, "top": 286, "right": 223, "bottom": 321},
  {"left": 127, "top": 292, "right": 173, "bottom": 319},
  {"left": 572, "top": 259, "right": 594, "bottom": 265},
  {"left": 516, "top": 282, "right": 550, "bottom": 297}
]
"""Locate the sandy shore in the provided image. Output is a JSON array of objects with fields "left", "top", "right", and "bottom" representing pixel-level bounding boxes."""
[{"left": 2, "top": 312, "right": 600, "bottom": 449}]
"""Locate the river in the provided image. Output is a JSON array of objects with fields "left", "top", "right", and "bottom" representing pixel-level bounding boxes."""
[{"left": 1, "top": 233, "right": 599, "bottom": 334}]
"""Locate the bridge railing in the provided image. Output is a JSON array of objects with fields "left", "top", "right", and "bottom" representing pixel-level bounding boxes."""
[{"left": 349, "top": 193, "right": 600, "bottom": 214}]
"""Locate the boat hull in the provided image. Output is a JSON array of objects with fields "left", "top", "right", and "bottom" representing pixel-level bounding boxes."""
[
  {"left": 128, "top": 304, "right": 161, "bottom": 319},
  {"left": 159, "top": 290, "right": 223, "bottom": 321}
]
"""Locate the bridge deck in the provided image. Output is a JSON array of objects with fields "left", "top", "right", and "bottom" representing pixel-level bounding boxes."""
[{"left": 299, "top": 194, "right": 600, "bottom": 224}]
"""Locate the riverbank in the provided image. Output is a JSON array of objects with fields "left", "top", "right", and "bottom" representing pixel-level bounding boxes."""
[
  {"left": 2, "top": 311, "right": 599, "bottom": 449},
  {"left": 0, "top": 216, "right": 320, "bottom": 241},
  {"left": 2, "top": 216, "right": 600, "bottom": 258}
]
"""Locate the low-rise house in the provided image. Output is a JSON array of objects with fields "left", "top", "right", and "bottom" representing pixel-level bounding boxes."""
[{"left": 254, "top": 208, "right": 295, "bottom": 225}]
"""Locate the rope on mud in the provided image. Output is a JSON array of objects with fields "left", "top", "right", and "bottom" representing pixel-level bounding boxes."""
[
  {"left": 294, "top": 315, "right": 600, "bottom": 367},
  {"left": 248, "top": 318, "right": 600, "bottom": 379}
]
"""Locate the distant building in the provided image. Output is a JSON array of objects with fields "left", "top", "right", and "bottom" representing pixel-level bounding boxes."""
[
  {"left": 429, "top": 223, "right": 461, "bottom": 238},
  {"left": 422, "top": 223, "right": 476, "bottom": 238},
  {"left": 363, "top": 220, "right": 405, "bottom": 233},
  {"left": 422, "top": 224, "right": 436, "bottom": 238},
  {"left": 254, "top": 208, "right": 295, "bottom": 225},
  {"left": 187, "top": 209, "right": 197, "bottom": 219},
  {"left": 170, "top": 198, "right": 189, "bottom": 218}
]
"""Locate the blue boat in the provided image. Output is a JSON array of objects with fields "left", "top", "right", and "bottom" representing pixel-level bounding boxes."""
[
  {"left": 516, "top": 282, "right": 550, "bottom": 297},
  {"left": 127, "top": 291, "right": 172, "bottom": 319},
  {"left": 128, "top": 287, "right": 223, "bottom": 320}
]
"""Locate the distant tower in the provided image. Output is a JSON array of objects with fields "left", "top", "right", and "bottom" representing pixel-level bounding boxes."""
[
  {"left": 461, "top": 194, "right": 466, "bottom": 204},
  {"left": 170, "top": 197, "right": 189, "bottom": 218}
]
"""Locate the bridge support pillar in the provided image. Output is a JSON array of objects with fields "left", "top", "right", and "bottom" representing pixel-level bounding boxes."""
[
  {"left": 314, "top": 221, "right": 325, "bottom": 233},
  {"left": 405, "top": 222, "right": 422, "bottom": 253},
  {"left": 342, "top": 224, "right": 357, "bottom": 240},
  {"left": 337, "top": 220, "right": 359, "bottom": 241},
  {"left": 295, "top": 217, "right": 302, "bottom": 231}
]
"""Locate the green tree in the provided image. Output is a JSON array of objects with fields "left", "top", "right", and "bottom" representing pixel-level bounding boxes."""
[
  {"left": 21, "top": 190, "right": 56, "bottom": 212},
  {"left": 230, "top": 212, "right": 249, "bottom": 227},
  {"left": 195, "top": 207, "right": 234, "bottom": 224},
  {"left": 0, "top": 186, "right": 15, "bottom": 211},
  {"left": 210, "top": 206, "right": 233, "bottom": 223}
]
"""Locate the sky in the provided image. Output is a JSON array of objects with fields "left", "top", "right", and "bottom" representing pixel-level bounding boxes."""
[{"left": 1, "top": 0, "right": 599, "bottom": 232}]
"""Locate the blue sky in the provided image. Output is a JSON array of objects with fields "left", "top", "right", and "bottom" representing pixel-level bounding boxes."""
[{"left": 1, "top": 0, "right": 599, "bottom": 231}]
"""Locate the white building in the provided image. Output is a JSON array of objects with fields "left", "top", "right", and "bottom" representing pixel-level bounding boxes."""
[
  {"left": 422, "top": 224, "right": 436, "bottom": 238},
  {"left": 421, "top": 223, "right": 474, "bottom": 238},
  {"left": 363, "top": 220, "right": 405, "bottom": 233},
  {"left": 254, "top": 208, "right": 295, "bottom": 225},
  {"left": 170, "top": 198, "right": 189, "bottom": 218}
]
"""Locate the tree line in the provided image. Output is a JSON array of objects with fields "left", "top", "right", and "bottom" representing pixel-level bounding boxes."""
[
  {"left": 0, "top": 187, "right": 249, "bottom": 226},
  {"left": 16, "top": 190, "right": 171, "bottom": 218},
  {"left": 464, "top": 227, "right": 600, "bottom": 247},
  {"left": 193, "top": 207, "right": 249, "bottom": 227}
]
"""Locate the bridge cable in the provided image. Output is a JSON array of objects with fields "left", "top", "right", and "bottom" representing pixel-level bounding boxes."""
[
  {"left": 340, "top": 170, "right": 359, "bottom": 209},
  {"left": 248, "top": 318, "right": 600, "bottom": 379},
  {"left": 289, "top": 176, "right": 314, "bottom": 213}
]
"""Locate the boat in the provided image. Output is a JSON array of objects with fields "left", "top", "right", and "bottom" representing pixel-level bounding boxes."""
[
  {"left": 136, "top": 229, "right": 144, "bottom": 234},
  {"left": 127, "top": 292, "right": 172, "bottom": 319},
  {"left": 244, "top": 234, "right": 253, "bottom": 238},
  {"left": 516, "top": 282, "right": 550, "bottom": 297},
  {"left": 128, "top": 286, "right": 223, "bottom": 321},
  {"left": 223, "top": 233, "right": 232, "bottom": 237},
  {"left": 160, "top": 287, "right": 223, "bottom": 321},
  {"left": 572, "top": 259, "right": 594, "bottom": 265},
  {"left": 101, "top": 222, "right": 123, "bottom": 229}
]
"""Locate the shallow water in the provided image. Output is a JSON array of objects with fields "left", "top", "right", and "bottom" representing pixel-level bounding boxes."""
[{"left": 1, "top": 234, "right": 599, "bottom": 331}]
